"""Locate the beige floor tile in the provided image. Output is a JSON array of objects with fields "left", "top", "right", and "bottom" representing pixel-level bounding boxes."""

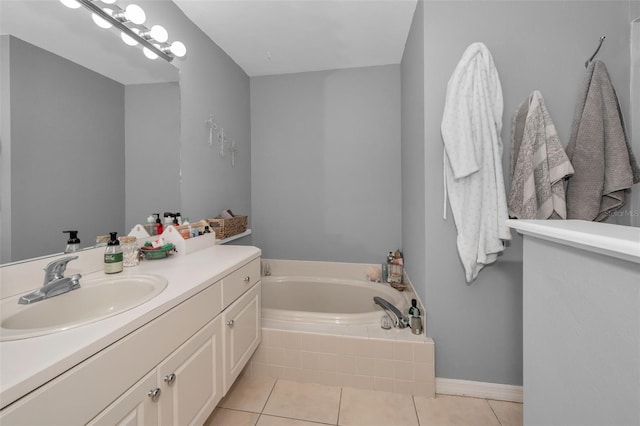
[
  {"left": 219, "top": 375, "right": 277, "bottom": 413},
  {"left": 338, "top": 387, "right": 418, "bottom": 426},
  {"left": 257, "top": 414, "right": 334, "bottom": 426},
  {"left": 487, "top": 400, "right": 523, "bottom": 426},
  {"left": 204, "top": 407, "right": 260, "bottom": 426},
  {"left": 414, "top": 394, "right": 501, "bottom": 426},
  {"left": 263, "top": 380, "right": 341, "bottom": 424}
]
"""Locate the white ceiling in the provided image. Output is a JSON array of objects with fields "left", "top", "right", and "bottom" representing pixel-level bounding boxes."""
[
  {"left": 173, "top": 0, "right": 418, "bottom": 77},
  {"left": 1, "top": 0, "right": 417, "bottom": 82}
]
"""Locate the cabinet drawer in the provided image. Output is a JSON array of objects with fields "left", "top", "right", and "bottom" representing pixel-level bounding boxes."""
[{"left": 222, "top": 258, "right": 260, "bottom": 308}]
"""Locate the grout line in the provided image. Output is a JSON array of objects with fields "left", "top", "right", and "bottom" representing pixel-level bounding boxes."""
[
  {"left": 260, "top": 377, "right": 279, "bottom": 413},
  {"left": 486, "top": 398, "right": 503, "bottom": 426},
  {"left": 259, "top": 413, "right": 337, "bottom": 425},
  {"left": 412, "top": 395, "right": 421, "bottom": 426},
  {"left": 336, "top": 386, "right": 343, "bottom": 426}
]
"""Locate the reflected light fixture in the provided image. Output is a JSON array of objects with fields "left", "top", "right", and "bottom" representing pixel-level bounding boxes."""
[{"left": 60, "top": 0, "right": 186, "bottom": 62}]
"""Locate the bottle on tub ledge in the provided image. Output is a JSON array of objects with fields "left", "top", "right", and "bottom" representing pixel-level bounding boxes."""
[
  {"left": 408, "top": 299, "right": 424, "bottom": 335},
  {"left": 104, "top": 232, "right": 123, "bottom": 274}
]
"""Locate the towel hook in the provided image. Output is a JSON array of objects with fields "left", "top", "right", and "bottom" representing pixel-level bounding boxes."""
[{"left": 585, "top": 36, "right": 606, "bottom": 68}]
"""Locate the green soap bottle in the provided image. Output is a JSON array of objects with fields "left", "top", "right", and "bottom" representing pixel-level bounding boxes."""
[
  {"left": 104, "top": 232, "right": 123, "bottom": 274},
  {"left": 408, "top": 299, "right": 420, "bottom": 316}
]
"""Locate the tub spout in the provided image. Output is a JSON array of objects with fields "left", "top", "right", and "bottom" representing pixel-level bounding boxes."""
[{"left": 373, "top": 296, "right": 408, "bottom": 328}]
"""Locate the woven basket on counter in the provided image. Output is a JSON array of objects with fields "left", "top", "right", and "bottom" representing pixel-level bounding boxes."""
[{"left": 207, "top": 215, "right": 248, "bottom": 239}]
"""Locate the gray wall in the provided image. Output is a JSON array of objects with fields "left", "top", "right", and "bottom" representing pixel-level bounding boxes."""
[
  {"left": 632, "top": 15, "right": 640, "bottom": 226},
  {"left": 401, "top": 1, "right": 426, "bottom": 309},
  {"left": 125, "top": 82, "right": 181, "bottom": 231},
  {"left": 522, "top": 237, "right": 639, "bottom": 425},
  {"left": 251, "top": 65, "right": 401, "bottom": 262},
  {"left": 3, "top": 35, "right": 125, "bottom": 261},
  {"left": 400, "top": 0, "right": 634, "bottom": 386},
  {"left": 140, "top": 1, "right": 252, "bottom": 226}
]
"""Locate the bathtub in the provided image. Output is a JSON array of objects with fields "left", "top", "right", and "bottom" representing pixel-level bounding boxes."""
[
  {"left": 248, "top": 270, "right": 435, "bottom": 398},
  {"left": 261, "top": 275, "right": 407, "bottom": 325}
]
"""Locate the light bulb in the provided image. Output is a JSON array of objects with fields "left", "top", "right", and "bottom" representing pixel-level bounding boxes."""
[
  {"left": 143, "top": 46, "right": 159, "bottom": 60},
  {"left": 149, "top": 25, "right": 168, "bottom": 43},
  {"left": 170, "top": 41, "right": 187, "bottom": 58},
  {"left": 124, "top": 4, "right": 146, "bottom": 25},
  {"left": 92, "top": 9, "right": 113, "bottom": 29},
  {"left": 60, "top": 0, "right": 81, "bottom": 8},
  {"left": 121, "top": 28, "right": 140, "bottom": 46}
]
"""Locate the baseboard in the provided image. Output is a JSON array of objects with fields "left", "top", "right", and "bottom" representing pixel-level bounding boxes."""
[{"left": 435, "top": 378, "right": 523, "bottom": 403}]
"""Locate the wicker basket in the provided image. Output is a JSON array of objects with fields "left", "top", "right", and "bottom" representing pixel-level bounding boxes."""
[{"left": 207, "top": 215, "right": 248, "bottom": 239}]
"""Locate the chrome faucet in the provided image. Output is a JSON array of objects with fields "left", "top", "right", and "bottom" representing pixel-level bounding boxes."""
[
  {"left": 18, "top": 256, "right": 82, "bottom": 305},
  {"left": 373, "top": 296, "right": 409, "bottom": 329}
]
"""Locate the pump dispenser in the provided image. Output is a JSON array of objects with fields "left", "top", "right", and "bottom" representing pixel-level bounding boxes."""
[
  {"left": 63, "top": 230, "right": 80, "bottom": 253},
  {"left": 408, "top": 299, "right": 421, "bottom": 316},
  {"left": 104, "top": 232, "right": 123, "bottom": 274},
  {"left": 154, "top": 213, "right": 163, "bottom": 235}
]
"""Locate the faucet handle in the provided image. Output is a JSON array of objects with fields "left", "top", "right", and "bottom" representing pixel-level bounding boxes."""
[{"left": 43, "top": 255, "right": 79, "bottom": 283}]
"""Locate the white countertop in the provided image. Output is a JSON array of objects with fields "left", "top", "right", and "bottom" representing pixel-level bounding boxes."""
[
  {"left": 0, "top": 244, "right": 261, "bottom": 409},
  {"left": 506, "top": 219, "right": 640, "bottom": 264}
]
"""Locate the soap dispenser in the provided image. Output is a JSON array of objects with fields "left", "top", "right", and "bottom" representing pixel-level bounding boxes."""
[
  {"left": 154, "top": 213, "right": 164, "bottom": 235},
  {"left": 104, "top": 232, "right": 123, "bottom": 274},
  {"left": 63, "top": 230, "right": 80, "bottom": 253}
]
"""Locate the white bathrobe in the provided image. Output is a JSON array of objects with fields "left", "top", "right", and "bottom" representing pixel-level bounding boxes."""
[{"left": 441, "top": 42, "right": 511, "bottom": 283}]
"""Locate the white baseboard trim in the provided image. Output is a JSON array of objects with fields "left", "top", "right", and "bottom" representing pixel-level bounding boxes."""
[{"left": 435, "top": 378, "right": 523, "bottom": 403}]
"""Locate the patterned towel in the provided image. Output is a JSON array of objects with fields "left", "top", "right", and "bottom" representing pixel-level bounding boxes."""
[
  {"left": 509, "top": 91, "right": 574, "bottom": 219},
  {"left": 565, "top": 60, "right": 640, "bottom": 221}
]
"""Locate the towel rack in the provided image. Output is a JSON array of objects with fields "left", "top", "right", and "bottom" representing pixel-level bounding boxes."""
[{"left": 585, "top": 36, "right": 606, "bottom": 68}]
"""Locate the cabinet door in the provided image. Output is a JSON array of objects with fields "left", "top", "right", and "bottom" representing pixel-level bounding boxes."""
[
  {"left": 87, "top": 370, "right": 159, "bottom": 426},
  {"left": 223, "top": 281, "right": 261, "bottom": 393},
  {"left": 158, "top": 316, "right": 223, "bottom": 426}
]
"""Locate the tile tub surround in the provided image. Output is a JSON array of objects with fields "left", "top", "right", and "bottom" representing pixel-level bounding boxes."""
[{"left": 244, "top": 328, "right": 435, "bottom": 398}]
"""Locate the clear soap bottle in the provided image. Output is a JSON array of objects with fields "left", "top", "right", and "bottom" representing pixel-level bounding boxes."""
[
  {"left": 104, "top": 232, "right": 123, "bottom": 274},
  {"left": 63, "top": 230, "right": 80, "bottom": 253}
]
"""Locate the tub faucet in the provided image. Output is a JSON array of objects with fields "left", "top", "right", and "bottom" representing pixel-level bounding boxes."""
[
  {"left": 373, "top": 297, "right": 408, "bottom": 329},
  {"left": 18, "top": 256, "right": 82, "bottom": 304}
]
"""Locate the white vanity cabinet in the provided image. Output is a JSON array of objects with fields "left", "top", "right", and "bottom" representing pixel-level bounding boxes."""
[
  {"left": 87, "top": 370, "right": 160, "bottom": 425},
  {"left": 157, "top": 316, "right": 223, "bottom": 426},
  {"left": 223, "top": 282, "right": 261, "bottom": 393},
  {"left": 0, "top": 253, "right": 261, "bottom": 426},
  {"left": 89, "top": 316, "right": 223, "bottom": 426},
  {"left": 220, "top": 257, "right": 261, "bottom": 394}
]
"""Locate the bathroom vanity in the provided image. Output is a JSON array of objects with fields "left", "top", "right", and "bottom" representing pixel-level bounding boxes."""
[{"left": 0, "top": 244, "right": 261, "bottom": 425}]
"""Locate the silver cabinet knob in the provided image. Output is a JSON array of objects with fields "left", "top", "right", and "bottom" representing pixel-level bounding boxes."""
[
  {"left": 164, "top": 373, "right": 176, "bottom": 385},
  {"left": 148, "top": 387, "right": 161, "bottom": 401},
  {"left": 243, "top": 276, "right": 250, "bottom": 283},
  {"left": 226, "top": 319, "right": 235, "bottom": 327}
]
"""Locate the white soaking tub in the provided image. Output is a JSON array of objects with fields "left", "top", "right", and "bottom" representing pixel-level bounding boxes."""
[{"left": 261, "top": 275, "right": 406, "bottom": 325}]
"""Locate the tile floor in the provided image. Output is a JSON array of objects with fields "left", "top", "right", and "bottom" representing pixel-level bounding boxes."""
[{"left": 205, "top": 375, "right": 523, "bottom": 426}]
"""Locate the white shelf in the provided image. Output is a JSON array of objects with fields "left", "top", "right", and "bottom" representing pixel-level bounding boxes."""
[
  {"left": 506, "top": 219, "right": 640, "bottom": 264},
  {"left": 217, "top": 229, "right": 252, "bottom": 245}
]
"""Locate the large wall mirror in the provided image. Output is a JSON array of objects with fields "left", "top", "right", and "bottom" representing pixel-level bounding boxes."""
[{"left": 1, "top": 0, "right": 181, "bottom": 263}]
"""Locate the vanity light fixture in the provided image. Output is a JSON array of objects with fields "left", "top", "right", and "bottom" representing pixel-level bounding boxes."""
[{"left": 60, "top": 0, "right": 186, "bottom": 62}]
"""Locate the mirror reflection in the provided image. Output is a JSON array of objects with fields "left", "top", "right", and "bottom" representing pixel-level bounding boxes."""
[{"left": 1, "top": 0, "right": 181, "bottom": 264}]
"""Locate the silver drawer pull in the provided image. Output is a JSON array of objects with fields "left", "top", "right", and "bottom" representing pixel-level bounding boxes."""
[
  {"left": 148, "top": 388, "right": 161, "bottom": 401},
  {"left": 243, "top": 276, "right": 251, "bottom": 283},
  {"left": 226, "top": 320, "right": 235, "bottom": 327},
  {"left": 164, "top": 373, "right": 176, "bottom": 385}
]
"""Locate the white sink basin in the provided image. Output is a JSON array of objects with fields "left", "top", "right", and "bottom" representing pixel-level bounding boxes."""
[{"left": 0, "top": 274, "right": 168, "bottom": 341}]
